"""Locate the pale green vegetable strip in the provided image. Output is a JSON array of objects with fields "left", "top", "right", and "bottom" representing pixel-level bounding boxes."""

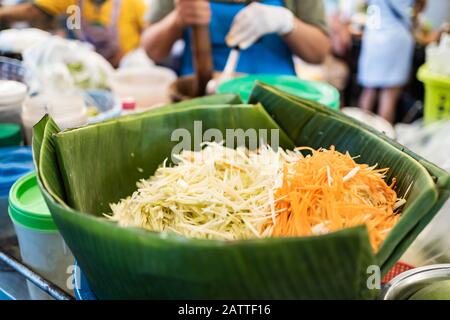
[{"left": 107, "top": 142, "right": 302, "bottom": 240}]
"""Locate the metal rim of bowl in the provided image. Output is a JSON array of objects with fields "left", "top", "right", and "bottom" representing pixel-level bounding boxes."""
[{"left": 380, "top": 264, "right": 450, "bottom": 300}]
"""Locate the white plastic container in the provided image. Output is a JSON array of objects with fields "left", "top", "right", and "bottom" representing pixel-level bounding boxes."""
[
  {"left": 0, "top": 104, "right": 22, "bottom": 125},
  {"left": 22, "top": 92, "right": 88, "bottom": 144},
  {"left": 8, "top": 172, "right": 73, "bottom": 300},
  {"left": 14, "top": 224, "right": 73, "bottom": 300},
  {"left": 0, "top": 80, "right": 27, "bottom": 126},
  {"left": 110, "top": 67, "right": 177, "bottom": 109}
]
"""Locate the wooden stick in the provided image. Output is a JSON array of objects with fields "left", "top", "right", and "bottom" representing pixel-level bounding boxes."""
[{"left": 191, "top": 21, "right": 213, "bottom": 96}]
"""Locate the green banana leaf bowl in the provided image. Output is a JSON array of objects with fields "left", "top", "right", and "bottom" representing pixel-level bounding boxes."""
[{"left": 33, "top": 83, "right": 450, "bottom": 300}]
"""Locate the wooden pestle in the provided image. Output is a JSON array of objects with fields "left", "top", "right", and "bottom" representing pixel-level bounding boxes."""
[{"left": 191, "top": 6, "right": 213, "bottom": 97}]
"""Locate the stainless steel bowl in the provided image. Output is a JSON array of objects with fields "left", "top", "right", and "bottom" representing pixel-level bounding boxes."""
[{"left": 380, "top": 264, "right": 450, "bottom": 300}]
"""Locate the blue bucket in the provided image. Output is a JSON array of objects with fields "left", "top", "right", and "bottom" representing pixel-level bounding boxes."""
[
  {"left": 73, "top": 262, "right": 97, "bottom": 300},
  {"left": 0, "top": 146, "right": 34, "bottom": 238}
]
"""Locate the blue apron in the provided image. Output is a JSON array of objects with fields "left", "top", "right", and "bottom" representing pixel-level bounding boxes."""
[{"left": 181, "top": 0, "right": 296, "bottom": 76}]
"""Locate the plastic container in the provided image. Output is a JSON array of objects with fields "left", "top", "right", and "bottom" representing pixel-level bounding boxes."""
[
  {"left": 0, "top": 80, "right": 27, "bottom": 105},
  {"left": 8, "top": 172, "right": 73, "bottom": 300},
  {"left": 0, "top": 147, "right": 33, "bottom": 240},
  {"left": 22, "top": 92, "right": 88, "bottom": 144},
  {"left": 0, "top": 123, "right": 22, "bottom": 147},
  {"left": 0, "top": 80, "right": 27, "bottom": 127},
  {"left": 417, "top": 65, "right": 450, "bottom": 124},
  {"left": 110, "top": 67, "right": 177, "bottom": 109},
  {"left": 217, "top": 75, "right": 341, "bottom": 109},
  {"left": 0, "top": 104, "right": 22, "bottom": 127}
]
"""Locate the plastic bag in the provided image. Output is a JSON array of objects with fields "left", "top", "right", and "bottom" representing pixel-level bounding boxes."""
[
  {"left": 396, "top": 120, "right": 450, "bottom": 266},
  {"left": 396, "top": 120, "right": 450, "bottom": 171},
  {"left": 426, "top": 34, "right": 450, "bottom": 77},
  {"left": 0, "top": 28, "right": 50, "bottom": 53},
  {"left": 23, "top": 37, "right": 114, "bottom": 93}
]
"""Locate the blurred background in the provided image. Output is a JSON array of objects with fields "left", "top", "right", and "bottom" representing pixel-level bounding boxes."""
[{"left": 0, "top": 0, "right": 449, "bottom": 300}]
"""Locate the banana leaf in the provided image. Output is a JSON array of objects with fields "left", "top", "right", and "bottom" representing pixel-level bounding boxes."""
[
  {"left": 34, "top": 101, "right": 377, "bottom": 300},
  {"left": 33, "top": 88, "right": 449, "bottom": 299}
]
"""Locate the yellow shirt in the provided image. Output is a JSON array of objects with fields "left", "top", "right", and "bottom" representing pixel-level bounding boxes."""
[{"left": 34, "top": 0, "right": 148, "bottom": 54}]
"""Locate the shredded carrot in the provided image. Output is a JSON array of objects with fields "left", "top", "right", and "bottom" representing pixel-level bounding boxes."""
[{"left": 270, "top": 146, "right": 404, "bottom": 252}]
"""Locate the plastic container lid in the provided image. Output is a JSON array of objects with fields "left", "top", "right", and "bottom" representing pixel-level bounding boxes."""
[
  {"left": 217, "top": 75, "right": 341, "bottom": 109},
  {"left": 8, "top": 172, "right": 56, "bottom": 231},
  {"left": 122, "top": 97, "right": 136, "bottom": 111},
  {"left": 0, "top": 80, "right": 27, "bottom": 106},
  {"left": 0, "top": 146, "right": 33, "bottom": 196},
  {"left": 0, "top": 123, "right": 22, "bottom": 147}
]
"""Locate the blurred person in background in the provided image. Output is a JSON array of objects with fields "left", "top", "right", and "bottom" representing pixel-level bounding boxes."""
[
  {"left": 358, "top": 0, "right": 426, "bottom": 123},
  {"left": 141, "top": 0, "right": 330, "bottom": 76},
  {"left": 323, "top": 0, "right": 353, "bottom": 101},
  {"left": 415, "top": 16, "right": 450, "bottom": 45},
  {"left": 0, "top": 0, "right": 148, "bottom": 66},
  {"left": 325, "top": 0, "right": 361, "bottom": 58}
]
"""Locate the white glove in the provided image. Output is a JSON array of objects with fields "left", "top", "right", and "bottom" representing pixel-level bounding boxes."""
[{"left": 226, "top": 3, "right": 295, "bottom": 50}]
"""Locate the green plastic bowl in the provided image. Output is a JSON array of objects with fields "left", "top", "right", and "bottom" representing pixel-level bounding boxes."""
[{"left": 217, "top": 75, "right": 340, "bottom": 110}]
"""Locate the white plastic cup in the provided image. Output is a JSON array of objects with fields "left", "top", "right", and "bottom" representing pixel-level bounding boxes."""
[
  {"left": 8, "top": 172, "right": 73, "bottom": 300},
  {"left": 0, "top": 104, "right": 22, "bottom": 126},
  {"left": 22, "top": 92, "right": 88, "bottom": 144},
  {"left": 14, "top": 224, "right": 72, "bottom": 300},
  {"left": 110, "top": 67, "right": 177, "bottom": 109},
  {"left": 21, "top": 94, "right": 47, "bottom": 144},
  {"left": 0, "top": 80, "right": 27, "bottom": 126}
]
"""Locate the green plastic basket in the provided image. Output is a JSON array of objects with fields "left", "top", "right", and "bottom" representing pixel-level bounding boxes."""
[{"left": 417, "top": 65, "right": 450, "bottom": 124}]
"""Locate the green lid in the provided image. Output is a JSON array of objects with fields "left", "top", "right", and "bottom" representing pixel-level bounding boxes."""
[
  {"left": 8, "top": 172, "right": 57, "bottom": 231},
  {"left": 217, "top": 75, "right": 341, "bottom": 110},
  {"left": 0, "top": 123, "right": 22, "bottom": 147}
]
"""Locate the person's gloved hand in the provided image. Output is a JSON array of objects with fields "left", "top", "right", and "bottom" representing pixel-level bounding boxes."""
[
  {"left": 226, "top": 3, "right": 295, "bottom": 49},
  {"left": 174, "top": 0, "right": 211, "bottom": 28}
]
